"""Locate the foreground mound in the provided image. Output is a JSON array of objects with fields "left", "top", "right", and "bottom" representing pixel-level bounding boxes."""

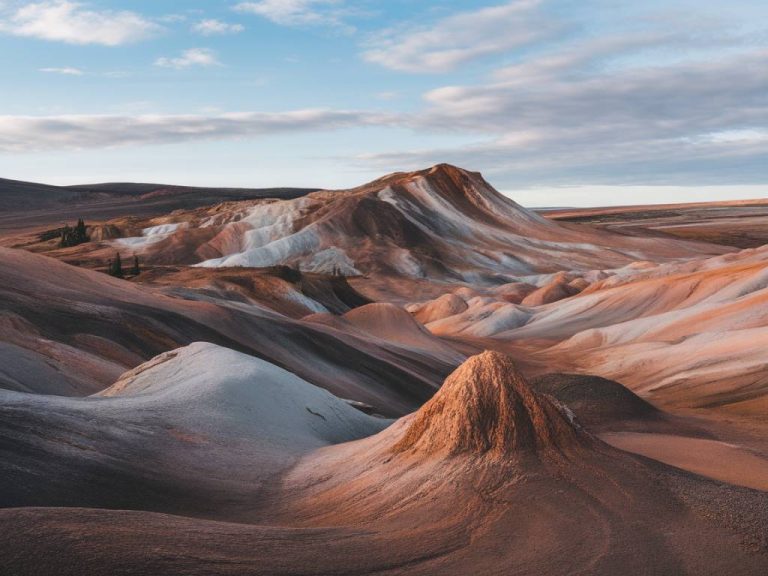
[
  {"left": 0, "top": 343, "right": 388, "bottom": 515},
  {"left": 392, "top": 351, "right": 579, "bottom": 457},
  {"left": 99, "top": 343, "right": 385, "bottom": 446},
  {"left": 2, "top": 350, "right": 768, "bottom": 575},
  {"left": 278, "top": 352, "right": 594, "bottom": 527}
]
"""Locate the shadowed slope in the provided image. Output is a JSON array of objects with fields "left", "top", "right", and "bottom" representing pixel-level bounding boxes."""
[
  {"left": 2, "top": 351, "right": 768, "bottom": 575},
  {"left": 0, "top": 247, "right": 450, "bottom": 414},
  {"left": 0, "top": 176, "right": 315, "bottom": 233},
  {"left": 0, "top": 343, "right": 388, "bottom": 516},
  {"left": 530, "top": 373, "right": 661, "bottom": 427}
]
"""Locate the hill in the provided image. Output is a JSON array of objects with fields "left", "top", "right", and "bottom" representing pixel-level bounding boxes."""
[{"left": 0, "top": 176, "right": 316, "bottom": 233}]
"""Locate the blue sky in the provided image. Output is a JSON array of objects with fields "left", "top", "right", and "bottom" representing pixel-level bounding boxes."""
[{"left": 0, "top": 0, "right": 766, "bottom": 206}]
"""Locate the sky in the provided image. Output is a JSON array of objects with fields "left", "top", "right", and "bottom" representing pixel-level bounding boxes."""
[{"left": 0, "top": 0, "right": 766, "bottom": 207}]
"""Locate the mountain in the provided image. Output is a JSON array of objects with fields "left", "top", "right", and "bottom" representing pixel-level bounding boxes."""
[
  {"left": 25, "top": 164, "right": 727, "bottom": 285},
  {"left": 188, "top": 163, "right": 727, "bottom": 280},
  {"left": 389, "top": 350, "right": 580, "bottom": 457}
]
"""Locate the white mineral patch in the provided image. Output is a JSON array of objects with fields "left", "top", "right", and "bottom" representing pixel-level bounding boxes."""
[
  {"left": 114, "top": 222, "right": 188, "bottom": 250},
  {"left": 301, "top": 247, "right": 361, "bottom": 276}
]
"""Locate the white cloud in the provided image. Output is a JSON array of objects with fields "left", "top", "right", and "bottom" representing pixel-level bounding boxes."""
[
  {"left": 363, "top": 1, "right": 552, "bottom": 73},
  {"left": 0, "top": 1, "right": 160, "bottom": 46},
  {"left": 0, "top": 109, "right": 395, "bottom": 152},
  {"left": 3, "top": 9, "right": 767, "bottom": 191},
  {"left": 696, "top": 128, "right": 768, "bottom": 145},
  {"left": 233, "top": 0, "right": 345, "bottom": 27},
  {"left": 155, "top": 48, "right": 220, "bottom": 69},
  {"left": 39, "top": 66, "right": 83, "bottom": 75},
  {"left": 192, "top": 19, "right": 244, "bottom": 36},
  {"left": 357, "top": 42, "right": 768, "bottom": 187}
]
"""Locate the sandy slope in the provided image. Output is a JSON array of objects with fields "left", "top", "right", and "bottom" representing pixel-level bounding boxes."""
[
  {"left": 410, "top": 245, "right": 768, "bottom": 412},
  {"left": 0, "top": 343, "right": 388, "bottom": 516},
  {"left": 1, "top": 351, "right": 766, "bottom": 575},
  {"left": 341, "top": 302, "right": 466, "bottom": 364},
  {"left": 602, "top": 432, "right": 768, "bottom": 492},
  {"left": 0, "top": 247, "right": 460, "bottom": 414}
]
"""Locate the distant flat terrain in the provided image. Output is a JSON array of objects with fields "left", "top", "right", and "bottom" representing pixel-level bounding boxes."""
[{"left": 542, "top": 198, "right": 768, "bottom": 248}]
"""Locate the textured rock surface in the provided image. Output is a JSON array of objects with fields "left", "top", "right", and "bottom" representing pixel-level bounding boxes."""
[{"left": 393, "top": 351, "right": 579, "bottom": 457}]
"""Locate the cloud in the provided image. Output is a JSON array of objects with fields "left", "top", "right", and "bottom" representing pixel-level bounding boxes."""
[
  {"left": 192, "top": 19, "right": 244, "bottom": 36},
  {"left": 418, "top": 49, "right": 768, "bottom": 135},
  {"left": 0, "top": 1, "right": 160, "bottom": 45},
  {"left": 39, "top": 66, "right": 83, "bottom": 75},
  {"left": 0, "top": 109, "right": 395, "bottom": 152},
  {"left": 4, "top": 8, "right": 766, "bottom": 191},
  {"left": 358, "top": 42, "right": 768, "bottom": 186},
  {"left": 363, "top": 0, "right": 553, "bottom": 73},
  {"left": 155, "top": 48, "right": 220, "bottom": 69},
  {"left": 7, "top": 37, "right": 766, "bottom": 189},
  {"left": 233, "top": 0, "right": 346, "bottom": 28}
]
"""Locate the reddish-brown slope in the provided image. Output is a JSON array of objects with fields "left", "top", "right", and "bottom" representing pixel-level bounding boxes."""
[
  {"left": 2, "top": 351, "right": 768, "bottom": 575},
  {"left": 392, "top": 351, "right": 579, "bottom": 457},
  {"left": 0, "top": 247, "right": 449, "bottom": 414},
  {"left": 8, "top": 164, "right": 730, "bottom": 286}
]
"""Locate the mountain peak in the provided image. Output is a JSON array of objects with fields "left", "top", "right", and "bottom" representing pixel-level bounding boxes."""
[
  {"left": 425, "top": 162, "right": 475, "bottom": 178},
  {"left": 399, "top": 163, "right": 484, "bottom": 190},
  {"left": 392, "top": 351, "right": 581, "bottom": 458}
]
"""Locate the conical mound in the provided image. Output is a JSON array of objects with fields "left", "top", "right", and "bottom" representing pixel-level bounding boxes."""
[{"left": 393, "top": 351, "right": 581, "bottom": 458}]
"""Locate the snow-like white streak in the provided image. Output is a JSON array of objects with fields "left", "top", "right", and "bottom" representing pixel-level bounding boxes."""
[
  {"left": 239, "top": 198, "right": 313, "bottom": 250},
  {"left": 114, "top": 222, "right": 188, "bottom": 250},
  {"left": 142, "top": 223, "right": 184, "bottom": 236},
  {"left": 302, "top": 247, "right": 361, "bottom": 276},
  {"left": 197, "top": 225, "right": 322, "bottom": 268},
  {"left": 426, "top": 299, "right": 531, "bottom": 338},
  {"left": 196, "top": 198, "right": 325, "bottom": 269},
  {"left": 405, "top": 179, "right": 480, "bottom": 239},
  {"left": 281, "top": 288, "right": 329, "bottom": 314},
  {"left": 388, "top": 249, "right": 424, "bottom": 277}
]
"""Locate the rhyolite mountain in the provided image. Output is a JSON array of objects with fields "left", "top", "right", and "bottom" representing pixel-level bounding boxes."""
[{"left": 53, "top": 164, "right": 727, "bottom": 284}]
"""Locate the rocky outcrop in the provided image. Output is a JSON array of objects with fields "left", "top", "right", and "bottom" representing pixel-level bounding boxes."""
[{"left": 393, "top": 351, "right": 582, "bottom": 458}]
